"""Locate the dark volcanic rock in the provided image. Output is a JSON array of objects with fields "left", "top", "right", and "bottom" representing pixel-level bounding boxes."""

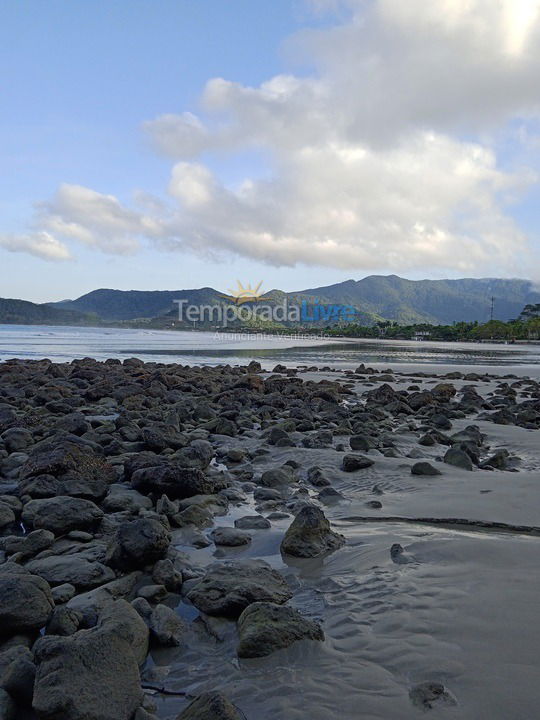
[
  {"left": 19, "top": 441, "right": 115, "bottom": 500},
  {"left": 444, "top": 447, "right": 474, "bottom": 471},
  {"left": 409, "top": 682, "right": 457, "bottom": 710},
  {"left": 280, "top": 506, "right": 345, "bottom": 558},
  {"left": 108, "top": 518, "right": 171, "bottom": 570},
  {"left": 0, "top": 565, "right": 54, "bottom": 634},
  {"left": 411, "top": 461, "right": 442, "bottom": 476},
  {"left": 131, "top": 463, "right": 225, "bottom": 500},
  {"left": 33, "top": 617, "right": 143, "bottom": 720},
  {"left": 22, "top": 496, "right": 103, "bottom": 535},
  {"left": 210, "top": 527, "right": 251, "bottom": 547},
  {"left": 237, "top": 602, "right": 324, "bottom": 658},
  {"left": 176, "top": 692, "right": 246, "bottom": 720},
  {"left": 187, "top": 560, "right": 292, "bottom": 618},
  {"left": 342, "top": 454, "right": 374, "bottom": 472}
]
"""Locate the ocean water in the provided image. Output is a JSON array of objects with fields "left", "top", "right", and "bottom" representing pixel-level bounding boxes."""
[{"left": 0, "top": 324, "right": 539, "bottom": 375}]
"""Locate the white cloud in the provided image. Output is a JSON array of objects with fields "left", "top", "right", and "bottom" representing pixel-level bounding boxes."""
[
  {"left": 39, "top": 184, "right": 164, "bottom": 255},
  {"left": 0, "top": 231, "right": 72, "bottom": 261},
  {"left": 5, "top": 0, "right": 540, "bottom": 274}
]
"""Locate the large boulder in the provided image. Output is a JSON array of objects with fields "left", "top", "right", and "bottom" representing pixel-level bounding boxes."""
[
  {"left": 187, "top": 560, "right": 292, "bottom": 618},
  {"left": 99, "top": 600, "right": 149, "bottom": 666},
  {"left": 280, "top": 506, "right": 345, "bottom": 558},
  {"left": 131, "top": 464, "right": 225, "bottom": 500},
  {"left": 107, "top": 518, "right": 171, "bottom": 571},
  {"left": 237, "top": 602, "right": 324, "bottom": 658},
  {"left": 25, "top": 555, "right": 115, "bottom": 591},
  {"left": 22, "top": 497, "right": 103, "bottom": 535},
  {"left": 0, "top": 565, "right": 54, "bottom": 635},
  {"left": 32, "top": 620, "right": 143, "bottom": 720},
  {"left": 176, "top": 692, "right": 246, "bottom": 720},
  {"left": 19, "top": 441, "right": 115, "bottom": 500}
]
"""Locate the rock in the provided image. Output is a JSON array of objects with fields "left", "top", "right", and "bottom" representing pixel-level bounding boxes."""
[
  {"left": 33, "top": 619, "right": 143, "bottom": 720},
  {"left": 407, "top": 391, "right": 437, "bottom": 411},
  {"left": 317, "top": 487, "right": 343, "bottom": 503},
  {"left": 173, "top": 504, "right": 214, "bottom": 528},
  {"left": 234, "top": 515, "right": 271, "bottom": 530},
  {"left": 409, "top": 682, "right": 457, "bottom": 710},
  {"left": 102, "top": 484, "right": 153, "bottom": 514},
  {"left": 137, "top": 584, "right": 168, "bottom": 603},
  {"left": 444, "top": 447, "right": 473, "bottom": 471},
  {"left": 108, "top": 518, "right": 171, "bottom": 570},
  {"left": 480, "top": 449, "right": 510, "bottom": 470},
  {"left": 280, "top": 506, "right": 345, "bottom": 558},
  {"left": 366, "top": 500, "right": 382, "bottom": 509},
  {"left": 19, "top": 441, "right": 114, "bottom": 500},
  {"left": 210, "top": 527, "right": 251, "bottom": 547},
  {"left": 236, "top": 602, "right": 324, "bottom": 658},
  {"left": 0, "top": 645, "right": 36, "bottom": 704},
  {"left": 431, "top": 383, "right": 457, "bottom": 402},
  {"left": 411, "top": 461, "right": 442, "bottom": 476},
  {"left": 342, "top": 454, "right": 374, "bottom": 472},
  {"left": 176, "top": 692, "right": 246, "bottom": 720},
  {"left": 1, "top": 427, "right": 33, "bottom": 453},
  {"left": 51, "top": 583, "right": 76, "bottom": 604},
  {"left": 0, "top": 566, "right": 54, "bottom": 634},
  {"left": 0, "top": 688, "right": 15, "bottom": 719},
  {"left": 22, "top": 496, "right": 103, "bottom": 535},
  {"left": 0, "top": 530, "right": 55, "bottom": 561},
  {"left": 305, "top": 466, "right": 331, "bottom": 487},
  {"left": 268, "top": 427, "right": 294, "bottom": 446},
  {"left": 187, "top": 560, "right": 292, "bottom": 618},
  {"left": 349, "top": 434, "right": 373, "bottom": 452},
  {"left": 253, "top": 487, "right": 281, "bottom": 501},
  {"left": 131, "top": 464, "right": 225, "bottom": 500},
  {"left": 45, "top": 606, "right": 82, "bottom": 636},
  {"left": 99, "top": 600, "right": 149, "bottom": 666},
  {"left": 390, "top": 543, "right": 416, "bottom": 564},
  {"left": 148, "top": 604, "right": 185, "bottom": 647},
  {"left": 226, "top": 448, "right": 246, "bottom": 463},
  {"left": 176, "top": 439, "right": 215, "bottom": 469},
  {"left": 25, "top": 555, "right": 115, "bottom": 590},
  {"left": 259, "top": 466, "right": 295, "bottom": 487},
  {"left": 152, "top": 559, "right": 183, "bottom": 592},
  {"left": 67, "top": 573, "right": 141, "bottom": 627},
  {"left": 0, "top": 503, "right": 15, "bottom": 529}
]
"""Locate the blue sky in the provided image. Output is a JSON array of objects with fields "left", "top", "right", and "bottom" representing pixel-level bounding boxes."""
[{"left": 2, "top": 0, "right": 540, "bottom": 302}]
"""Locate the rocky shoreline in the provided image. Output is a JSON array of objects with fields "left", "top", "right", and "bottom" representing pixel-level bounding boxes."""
[{"left": 0, "top": 357, "right": 538, "bottom": 719}]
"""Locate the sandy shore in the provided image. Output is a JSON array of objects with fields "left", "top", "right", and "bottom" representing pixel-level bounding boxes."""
[{"left": 0, "top": 358, "right": 539, "bottom": 719}]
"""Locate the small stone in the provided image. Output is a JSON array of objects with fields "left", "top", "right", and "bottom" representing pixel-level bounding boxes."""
[
  {"left": 342, "top": 454, "right": 374, "bottom": 472},
  {"left": 411, "top": 462, "right": 442, "bottom": 476}
]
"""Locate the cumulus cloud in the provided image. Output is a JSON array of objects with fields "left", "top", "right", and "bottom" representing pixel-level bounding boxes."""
[
  {"left": 38, "top": 184, "right": 167, "bottom": 255},
  {"left": 0, "top": 232, "right": 72, "bottom": 261},
  {"left": 6, "top": 0, "right": 540, "bottom": 274}
]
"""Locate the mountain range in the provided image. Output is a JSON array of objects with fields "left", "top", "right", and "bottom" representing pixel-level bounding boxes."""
[{"left": 2, "top": 275, "right": 539, "bottom": 327}]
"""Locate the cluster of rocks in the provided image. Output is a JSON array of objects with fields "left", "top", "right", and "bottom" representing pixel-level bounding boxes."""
[
  {"left": 0, "top": 358, "right": 357, "bottom": 719},
  {"left": 0, "top": 357, "right": 535, "bottom": 718}
]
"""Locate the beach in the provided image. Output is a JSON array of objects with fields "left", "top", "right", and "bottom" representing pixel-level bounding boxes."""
[{"left": 0, "top": 355, "right": 539, "bottom": 719}]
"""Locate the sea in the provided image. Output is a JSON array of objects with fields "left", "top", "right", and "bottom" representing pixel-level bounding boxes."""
[{"left": 1, "top": 324, "right": 539, "bottom": 376}]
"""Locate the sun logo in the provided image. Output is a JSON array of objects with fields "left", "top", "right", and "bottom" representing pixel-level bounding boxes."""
[{"left": 221, "top": 280, "right": 265, "bottom": 304}]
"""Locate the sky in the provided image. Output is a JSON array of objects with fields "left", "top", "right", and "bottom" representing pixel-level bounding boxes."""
[{"left": 2, "top": 0, "right": 540, "bottom": 303}]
